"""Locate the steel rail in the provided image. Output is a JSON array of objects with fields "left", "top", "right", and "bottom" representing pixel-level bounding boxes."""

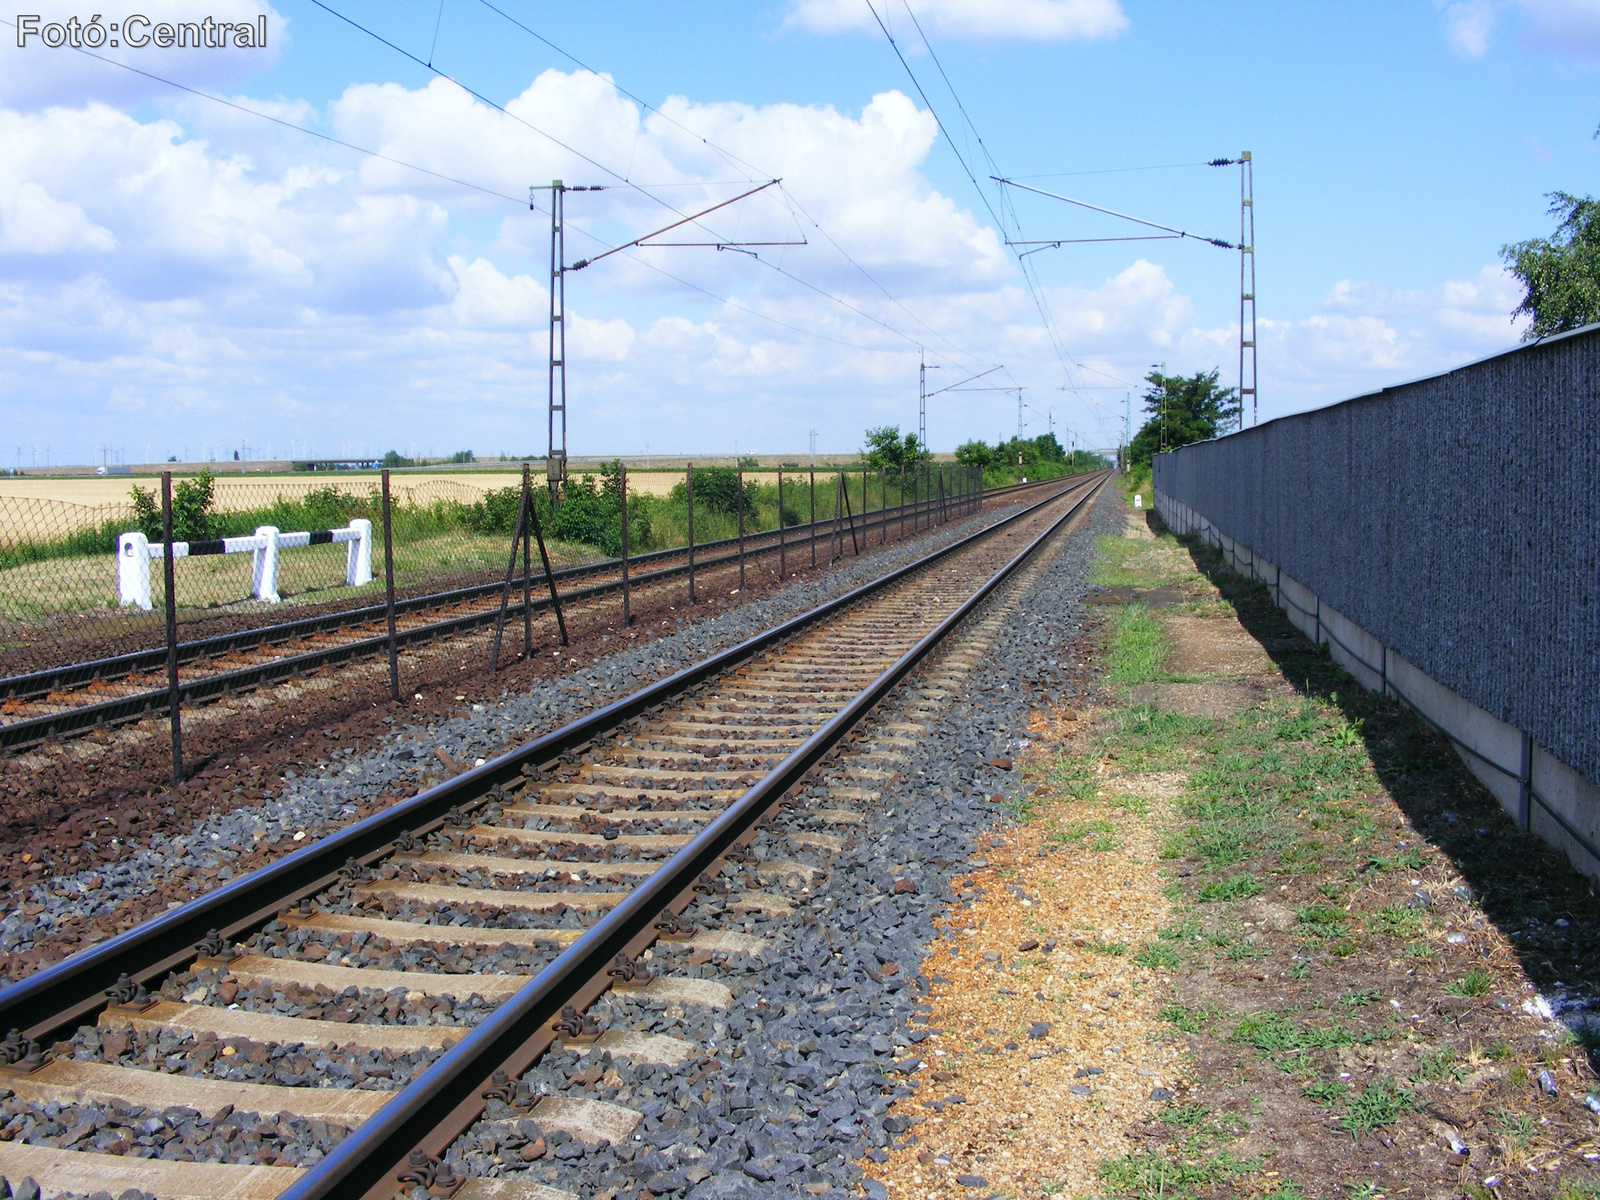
[
  {"left": 0, "top": 472, "right": 1107, "bottom": 1046},
  {"left": 3, "top": 473, "right": 1075, "bottom": 713},
  {"left": 0, "top": 475, "right": 1077, "bottom": 750},
  {"left": 280, "top": 470, "right": 1109, "bottom": 1200}
]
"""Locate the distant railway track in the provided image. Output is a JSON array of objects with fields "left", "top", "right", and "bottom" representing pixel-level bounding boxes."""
[
  {"left": 0, "top": 471, "right": 1107, "bottom": 1200},
  {"left": 0, "top": 475, "right": 1083, "bottom": 752}
]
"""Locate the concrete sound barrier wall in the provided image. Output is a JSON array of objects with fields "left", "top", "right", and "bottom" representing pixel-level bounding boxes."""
[{"left": 1151, "top": 324, "right": 1600, "bottom": 883}]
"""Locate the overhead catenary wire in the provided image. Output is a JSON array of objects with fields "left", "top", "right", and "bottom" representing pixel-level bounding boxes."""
[
  {"left": 466, "top": 0, "right": 1000, "bottom": 377},
  {"left": 0, "top": 18, "right": 533, "bottom": 209},
  {"left": 994, "top": 177, "right": 1236, "bottom": 248},
  {"left": 310, "top": 0, "right": 1001, "bottom": 377},
  {"left": 862, "top": 0, "right": 1136, "bottom": 418},
  {"left": 0, "top": 18, "right": 933, "bottom": 361}
]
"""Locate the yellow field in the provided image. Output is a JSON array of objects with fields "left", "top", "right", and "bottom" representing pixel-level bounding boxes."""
[{"left": 0, "top": 469, "right": 802, "bottom": 540}]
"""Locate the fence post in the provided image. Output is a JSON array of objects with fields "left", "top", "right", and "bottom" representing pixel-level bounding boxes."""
[
  {"left": 382, "top": 470, "right": 398, "bottom": 702},
  {"left": 528, "top": 483, "right": 567, "bottom": 647},
  {"left": 829, "top": 473, "right": 842, "bottom": 565},
  {"left": 899, "top": 464, "right": 906, "bottom": 539},
  {"left": 346, "top": 518, "right": 373, "bottom": 586},
  {"left": 160, "top": 471, "right": 181, "bottom": 787},
  {"left": 619, "top": 461, "right": 631, "bottom": 626},
  {"left": 686, "top": 462, "right": 696, "bottom": 603},
  {"left": 809, "top": 467, "right": 816, "bottom": 569},
  {"left": 881, "top": 469, "right": 887, "bottom": 544},
  {"left": 520, "top": 464, "right": 533, "bottom": 658},
  {"left": 844, "top": 472, "right": 859, "bottom": 555},
  {"left": 490, "top": 483, "right": 529, "bottom": 672},
  {"left": 736, "top": 463, "right": 745, "bottom": 591},
  {"left": 778, "top": 468, "right": 785, "bottom": 580}
]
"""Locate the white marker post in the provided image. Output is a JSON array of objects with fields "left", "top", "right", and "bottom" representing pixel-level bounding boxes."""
[{"left": 1135, "top": 494, "right": 1143, "bottom": 508}]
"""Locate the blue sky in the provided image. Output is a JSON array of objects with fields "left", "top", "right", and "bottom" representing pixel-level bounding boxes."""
[{"left": 1, "top": 0, "right": 1596, "bottom": 465}]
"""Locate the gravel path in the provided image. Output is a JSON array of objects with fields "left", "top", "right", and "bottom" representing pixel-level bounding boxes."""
[
  {"left": 433, "top": 486, "right": 1119, "bottom": 1199},
  {"left": 0, "top": 499, "right": 1040, "bottom": 980}
]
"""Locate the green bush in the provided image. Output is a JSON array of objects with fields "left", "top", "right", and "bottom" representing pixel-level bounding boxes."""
[
  {"left": 130, "top": 469, "right": 217, "bottom": 541},
  {"left": 668, "top": 466, "right": 758, "bottom": 518}
]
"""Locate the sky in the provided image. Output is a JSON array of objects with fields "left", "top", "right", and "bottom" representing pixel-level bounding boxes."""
[{"left": 1, "top": 0, "right": 1597, "bottom": 466}]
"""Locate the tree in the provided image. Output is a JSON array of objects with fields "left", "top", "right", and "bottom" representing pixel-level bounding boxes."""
[
  {"left": 954, "top": 440, "right": 994, "bottom": 469},
  {"left": 1501, "top": 191, "right": 1600, "bottom": 339},
  {"left": 860, "top": 426, "right": 929, "bottom": 471},
  {"left": 1127, "top": 367, "right": 1239, "bottom": 470}
]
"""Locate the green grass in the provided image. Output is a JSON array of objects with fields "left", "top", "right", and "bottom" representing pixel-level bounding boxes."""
[
  {"left": 1086, "top": 941, "right": 1129, "bottom": 956},
  {"left": 1197, "top": 873, "right": 1263, "bottom": 903},
  {"left": 1135, "top": 941, "right": 1182, "bottom": 971},
  {"left": 1337, "top": 988, "right": 1382, "bottom": 1008},
  {"left": 1232, "top": 1010, "right": 1355, "bottom": 1055},
  {"left": 1050, "top": 819, "right": 1118, "bottom": 850},
  {"left": 1159, "top": 1002, "right": 1213, "bottom": 1033},
  {"left": 1107, "top": 602, "right": 1172, "bottom": 684},
  {"left": 1302, "top": 1078, "right": 1349, "bottom": 1106},
  {"left": 1099, "top": 1150, "right": 1256, "bottom": 1199},
  {"left": 1294, "top": 904, "right": 1351, "bottom": 940},
  {"left": 1339, "top": 1079, "right": 1412, "bottom": 1139},
  {"left": 1446, "top": 968, "right": 1493, "bottom": 997},
  {"left": 1411, "top": 1047, "right": 1459, "bottom": 1082},
  {"left": 1111, "top": 706, "right": 1213, "bottom": 772},
  {"left": 1368, "top": 904, "right": 1423, "bottom": 938}
]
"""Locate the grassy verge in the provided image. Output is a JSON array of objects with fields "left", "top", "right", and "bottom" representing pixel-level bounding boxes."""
[{"left": 1057, "top": 498, "right": 1600, "bottom": 1199}]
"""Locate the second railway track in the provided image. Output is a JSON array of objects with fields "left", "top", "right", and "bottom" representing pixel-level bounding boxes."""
[
  {"left": 0, "top": 471, "right": 1108, "bottom": 1200},
  {"left": 0, "top": 477, "right": 1072, "bottom": 754}
]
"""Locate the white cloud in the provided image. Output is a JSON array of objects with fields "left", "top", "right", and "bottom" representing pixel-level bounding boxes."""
[
  {"left": 0, "top": 60, "right": 1535, "bottom": 462},
  {"left": 1519, "top": 0, "right": 1600, "bottom": 54},
  {"left": 0, "top": 3, "right": 287, "bottom": 110},
  {"left": 1434, "top": 0, "right": 1600, "bottom": 58},
  {"left": 785, "top": 0, "right": 1127, "bottom": 40},
  {"left": 1437, "top": 0, "right": 1496, "bottom": 55}
]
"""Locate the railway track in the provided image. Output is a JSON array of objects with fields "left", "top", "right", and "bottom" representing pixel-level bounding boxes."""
[
  {"left": 0, "top": 476, "right": 1074, "bottom": 753},
  {"left": 0, "top": 471, "right": 1108, "bottom": 1200}
]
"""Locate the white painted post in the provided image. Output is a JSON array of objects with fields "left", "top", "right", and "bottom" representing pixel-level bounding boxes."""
[
  {"left": 1134, "top": 493, "right": 1143, "bottom": 508},
  {"left": 117, "top": 532, "right": 152, "bottom": 610},
  {"left": 252, "top": 526, "right": 281, "bottom": 603},
  {"left": 346, "top": 519, "right": 372, "bottom": 587}
]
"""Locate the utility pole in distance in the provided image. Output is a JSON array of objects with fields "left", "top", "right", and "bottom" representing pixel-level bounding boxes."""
[
  {"left": 532, "top": 177, "right": 796, "bottom": 501},
  {"left": 1209, "top": 152, "right": 1257, "bottom": 429},
  {"left": 1239, "top": 150, "right": 1257, "bottom": 428},
  {"left": 533, "top": 180, "right": 604, "bottom": 501}
]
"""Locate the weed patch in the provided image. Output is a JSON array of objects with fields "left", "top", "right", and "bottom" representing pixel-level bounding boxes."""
[
  {"left": 1197, "top": 873, "right": 1262, "bottom": 903},
  {"left": 1107, "top": 603, "right": 1172, "bottom": 684},
  {"left": 1339, "top": 1080, "right": 1412, "bottom": 1139},
  {"left": 1446, "top": 968, "right": 1493, "bottom": 997},
  {"left": 1098, "top": 1149, "right": 1256, "bottom": 1198}
]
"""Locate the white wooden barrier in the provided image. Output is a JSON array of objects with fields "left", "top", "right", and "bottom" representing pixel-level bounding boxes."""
[{"left": 117, "top": 519, "right": 372, "bottom": 610}]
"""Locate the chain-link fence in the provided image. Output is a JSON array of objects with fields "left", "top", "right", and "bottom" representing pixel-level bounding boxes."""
[
  {"left": 0, "top": 461, "right": 989, "bottom": 771},
  {"left": 0, "top": 473, "right": 615, "bottom": 679}
]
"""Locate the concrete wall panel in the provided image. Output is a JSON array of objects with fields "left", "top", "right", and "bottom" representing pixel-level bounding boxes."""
[{"left": 1153, "top": 324, "right": 1600, "bottom": 788}]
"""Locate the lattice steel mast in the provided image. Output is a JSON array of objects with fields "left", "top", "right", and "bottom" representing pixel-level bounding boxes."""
[
  {"left": 531, "top": 179, "right": 792, "bottom": 501},
  {"left": 1239, "top": 151, "right": 1257, "bottom": 429},
  {"left": 546, "top": 181, "right": 569, "bottom": 495}
]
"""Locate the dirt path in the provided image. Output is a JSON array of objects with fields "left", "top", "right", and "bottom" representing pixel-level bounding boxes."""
[{"left": 872, "top": 491, "right": 1600, "bottom": 1199}]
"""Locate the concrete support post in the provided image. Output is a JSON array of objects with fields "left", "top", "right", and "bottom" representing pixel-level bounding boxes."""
[
  {"left": 252, "top": 526, "right": 281, "bottom": 603},
  {"left": 346, "top": 518, "right": 373, "bottom": 587},
  {"left": 118, "top": 531, "right": 152, "bottom": 610}
]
